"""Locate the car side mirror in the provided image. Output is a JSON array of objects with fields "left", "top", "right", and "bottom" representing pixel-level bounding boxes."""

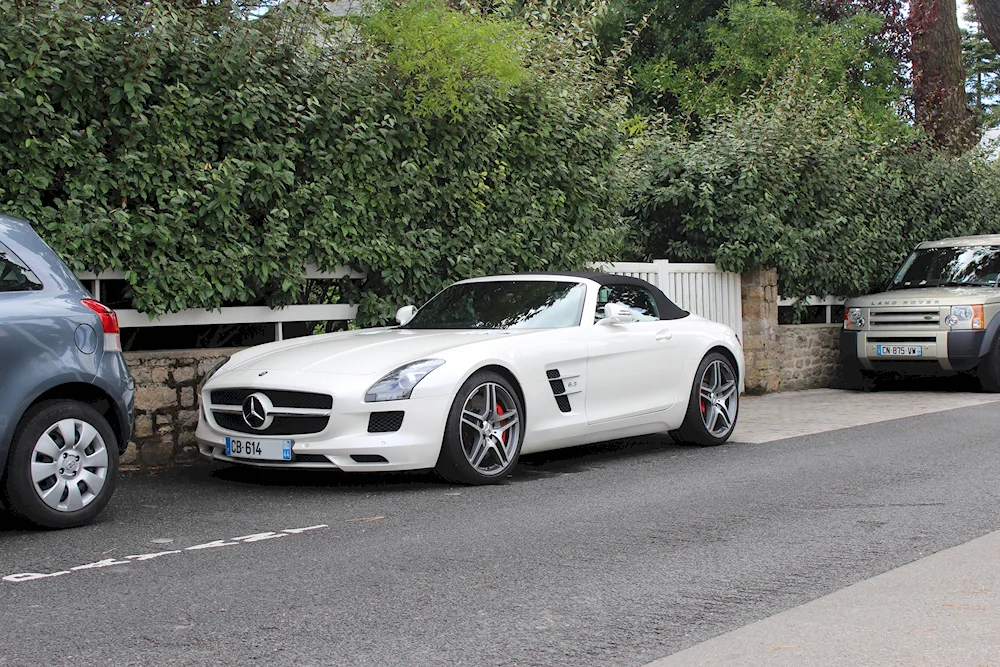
[
  {"left": 601, "top": 302, "right": 634, "bottom": 325},
  {"left": 395, "top": 305, "right": 417, "bottom": 326}
]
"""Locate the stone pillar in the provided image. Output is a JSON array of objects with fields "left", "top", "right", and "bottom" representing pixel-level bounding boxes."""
[{"left": 740, "top": 266, "right": 781, "bottom": 393}]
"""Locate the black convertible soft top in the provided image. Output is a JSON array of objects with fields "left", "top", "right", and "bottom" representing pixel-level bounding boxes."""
[{"left": 515, "top": 271, "right": 690, "bottom": 321}]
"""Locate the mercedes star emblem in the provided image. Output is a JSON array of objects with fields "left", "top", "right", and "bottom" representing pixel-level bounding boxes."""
[{"left": 241, "top": 392, "right": 274, "bottom": 430}]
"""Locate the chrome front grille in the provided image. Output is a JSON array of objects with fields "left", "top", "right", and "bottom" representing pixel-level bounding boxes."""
[
  {"left": 869, "top": 309, "right": 943, "bottom": 328},
  {"left": 209, "top": 387, "right": 332, "bottom": 435}
]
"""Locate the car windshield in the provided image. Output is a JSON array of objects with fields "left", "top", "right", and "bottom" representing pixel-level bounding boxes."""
[
  {"left": 889, "top": 245, "right": 1000, "bottom": 290},
  {"left": 403, "top": 280, "right": 586, "bottom": 330}
]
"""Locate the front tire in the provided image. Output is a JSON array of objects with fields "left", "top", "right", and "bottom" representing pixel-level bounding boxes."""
[
  {"left": 435, "top": 371, "right": 523, "bottom": 485},
  {"left": 3, "top": 401, "right": 120, "bottom": 529},
  {"left": 670, "top": 353, "right": 739, "bottom": 447},
  {"left": 978, "top": 335, "right": 1000, "bottom": 392}
]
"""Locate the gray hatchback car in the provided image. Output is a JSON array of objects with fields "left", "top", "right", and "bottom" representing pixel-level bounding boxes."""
[{"left": 0, "top": 214, "right": 134, "bottom": 528}]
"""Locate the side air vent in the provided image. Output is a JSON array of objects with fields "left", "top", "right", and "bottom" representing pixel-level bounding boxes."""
[
  {"left": 546, "top": 369, "right": 572, "bottom": 413},
  {"left": 368, "top": 411, "right": 404, "bottom": 433}
]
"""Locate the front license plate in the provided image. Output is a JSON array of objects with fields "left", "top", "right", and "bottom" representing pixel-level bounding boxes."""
[
  {"left": 225, "top": 437, "right": 292, "bottom": 461},
  {"left": 876, "top": 345, "right": 922, "bottom": 357}
]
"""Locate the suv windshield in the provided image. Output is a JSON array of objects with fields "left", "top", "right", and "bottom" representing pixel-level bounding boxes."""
[
  {"left": 890, "top": 245, "right": 1000, "bottom": 290},
  {"left": 403, "top": 280, "right": 586, "bottom": 330}
]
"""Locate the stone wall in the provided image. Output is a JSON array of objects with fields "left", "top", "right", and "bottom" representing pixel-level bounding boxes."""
[
  {"left": 740, "top": 266, "right": 782, "bottom": 393},
  {"left": 739, "top": 267, "right": 844, "bottom": 393},
  {"left": 123, "top": 348, "right": 233, "bottom": 468},
  {"left": 776, "top": 324, "right": 843, "bottom": 391}
]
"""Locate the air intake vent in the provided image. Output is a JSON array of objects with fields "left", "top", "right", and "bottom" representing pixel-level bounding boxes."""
[
  {"left": 368, "top": 411, "right": 404, "bottom": 433},
  {"left": 351, "top": 454, "right": 389, "bottom": 463},
  {"left": 294, "top": 454, "right": 331, "bottom": 463},
  {"left": 546, "top": 369, "right": 572, "bottom": 413}
]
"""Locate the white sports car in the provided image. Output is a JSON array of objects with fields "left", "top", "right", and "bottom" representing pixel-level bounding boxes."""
[{"left": 196, "top": 273, "right": 743, "bottom": 484}]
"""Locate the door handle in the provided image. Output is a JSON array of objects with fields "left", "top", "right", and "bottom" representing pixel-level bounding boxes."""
[{"left": 655, "top": 329, "right": 673, "bottom": 341}]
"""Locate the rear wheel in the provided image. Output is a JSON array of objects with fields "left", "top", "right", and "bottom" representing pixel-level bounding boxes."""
[
  {"left": 3, "top": 401, "right": 119, "bottom": 529},
  {"left": 670, "top": 353, "right": 739, "bottom": 447},
  {"left": 435, "top": 371, "right": 523, "bottom": 485}
]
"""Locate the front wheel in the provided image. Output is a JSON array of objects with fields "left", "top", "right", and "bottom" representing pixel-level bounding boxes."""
[
  {"left": 3, "top": 401, "right": 120, "bottom": 529},
  {"left": 435, "top": 371, "right": 523, "bottom": 485},
  {"left": 670, "top": 353, "right": 739, "bottom": 447},
  {"left": 978, "top": 335, "right": 1000, "bottom": 392}
]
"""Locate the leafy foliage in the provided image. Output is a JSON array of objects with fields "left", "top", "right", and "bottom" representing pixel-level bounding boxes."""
[
  {"left": 364, "top": 0, "right": 528, "bottom": 116},
  {"left": 635, "top": 0, "right": 901, "bottom": 123},
  {"left": 0, "top": 0, "right": 623, "bottom": 324},
  {"left": 627, "top": 76, "right": 1000, "bottom": 305}
]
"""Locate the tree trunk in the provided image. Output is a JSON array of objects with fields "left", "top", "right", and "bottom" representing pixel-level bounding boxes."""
[
  {"left": 972, "top": 0, "right": 1000, "bottom": 53},
  {"left": 910, "top": 0, "right": 977, "bottom": 151}
]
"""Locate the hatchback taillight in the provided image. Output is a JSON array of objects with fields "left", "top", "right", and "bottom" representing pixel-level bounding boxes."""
[{"left": 82, "top": 298, "right": 121, "bottom": 352}]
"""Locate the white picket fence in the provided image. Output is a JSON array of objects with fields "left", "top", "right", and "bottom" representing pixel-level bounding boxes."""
[
  {"left": 77, "top": 265, "right": 364, "bottom": 341},
  {"left": 78, "top": 260, "right": 745, "bottom": 345},
  {"left": 599, "top": 260, "right": 743, "bottom": 341}
]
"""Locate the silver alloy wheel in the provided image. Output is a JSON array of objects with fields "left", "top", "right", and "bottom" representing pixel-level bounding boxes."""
[
  {"left": 459, "top": 382, "right": 521, "bottom": 476},
  {"left": 699, "top": 359, "right": 738, "bottom": 437},
  {"left": 29, "top": 418, "right": 109, "bottom": 512}
]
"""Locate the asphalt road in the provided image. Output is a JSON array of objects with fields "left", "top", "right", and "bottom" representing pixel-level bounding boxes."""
[{"left": 2, "top": 404, "right": 1000, "bottom": 667}]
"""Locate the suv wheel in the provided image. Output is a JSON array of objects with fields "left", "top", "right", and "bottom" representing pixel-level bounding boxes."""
[
  {"left": 978, "top": 336, "right": 1000, "bottom": 393},
  {"left": 3, "top": 400, "right": 119, "bottom": 529}
]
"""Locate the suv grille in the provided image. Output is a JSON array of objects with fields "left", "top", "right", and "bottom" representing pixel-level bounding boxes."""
[{"left": 869, "top": 309, "right": 942, "bottom": 328}]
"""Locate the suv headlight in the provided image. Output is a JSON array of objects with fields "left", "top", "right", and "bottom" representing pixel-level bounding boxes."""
[
  {"left": 946, "top": 305, "right": 985, "bottom": 330},
  {"left": 844, "top": 307, "right": 866, "bottom": 330},
  {"left": 365, "top": 359, "right": 445, "bottom": 402}
]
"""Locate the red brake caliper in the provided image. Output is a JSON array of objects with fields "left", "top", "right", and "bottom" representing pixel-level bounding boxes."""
[{"left": 496, "top": 403, "right": 507, "bottom": 443}]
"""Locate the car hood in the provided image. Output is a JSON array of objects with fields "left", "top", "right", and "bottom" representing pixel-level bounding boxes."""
[
  {"left": 225, "top": 328, "right": 534, "bottom": 376},
  {"left": 847, "top": 287, "right": 1000, "bottom": 307}
]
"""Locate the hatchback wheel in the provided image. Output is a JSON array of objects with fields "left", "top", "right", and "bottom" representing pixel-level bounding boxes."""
[{"left": 3, "top": 401, "right": 119, "bottom": 529}]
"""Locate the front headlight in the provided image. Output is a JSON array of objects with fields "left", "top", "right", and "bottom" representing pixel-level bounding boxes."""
[
  {"left": 845, "top": 307, "right": 866, "bottom": 330},
  {"left": 947, "top": 305, "right": 985, "bottom": 330},
  {"left": 365, "top": 359, "right": 445, "bottom": 402}
]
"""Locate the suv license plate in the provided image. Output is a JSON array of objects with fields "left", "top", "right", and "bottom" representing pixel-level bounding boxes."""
[
  {"left": 225, "top": 437, "right": 292, "bottom": 461},
  {"left": 876, "top": 345, "right": 922, "bottom": 357}
]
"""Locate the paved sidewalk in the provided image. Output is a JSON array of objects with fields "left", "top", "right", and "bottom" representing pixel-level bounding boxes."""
[
  {"left": 645, "top": 529, "right": 1000, "bottom": 667},
  {"left": 732, "top": 388, "right": 1000, "bottom": 443}
]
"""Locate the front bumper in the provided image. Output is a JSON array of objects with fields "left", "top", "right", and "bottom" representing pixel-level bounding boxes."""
[
  {"left": 841, "top": 329, "right": 987, "bottom": 372},
  {"left": 196, "top": 391, "right": 453, "bottom": 472}
]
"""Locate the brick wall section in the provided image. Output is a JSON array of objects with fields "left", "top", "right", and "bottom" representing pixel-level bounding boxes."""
[
  {"left": 777, "top": 324, "right": 843, "bottom": 391},
  {"left": 740, "top": 266, "right": 782, "bottom": 393},
  {"left": 123, "top": 348, "right": 234, "bottom": 468}
]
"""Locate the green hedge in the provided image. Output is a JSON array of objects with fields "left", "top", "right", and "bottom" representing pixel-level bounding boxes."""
[
  {"left": 0, "top": 1, "right": 623, "bottom": 324},
  {"left": 628, "top": 86, "right": 1000, "bottom": 304}
]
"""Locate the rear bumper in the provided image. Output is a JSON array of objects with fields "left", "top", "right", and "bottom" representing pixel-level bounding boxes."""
[{"left": 841, "top": 329, "right": 987, "bottom": 373}]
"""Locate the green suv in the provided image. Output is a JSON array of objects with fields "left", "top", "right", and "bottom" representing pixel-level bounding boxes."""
[{"left": 841, "top": 235, "right": 1000, "bottom": 391}]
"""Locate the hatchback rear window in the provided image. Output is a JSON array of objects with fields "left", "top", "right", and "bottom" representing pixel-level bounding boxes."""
[{"left": 0, "top": 243, "right": 43, "bottom": 292}]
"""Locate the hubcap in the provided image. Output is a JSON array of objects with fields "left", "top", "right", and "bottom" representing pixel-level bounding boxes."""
[
  {"left": 30, "top": 419, "right": 109, "bottom": 512},
  {"left": 459, "top": 382, "right": 521, "bottom": 476},
  {"left": 699, "top": 360, "right": 738, "bottom": 437}
]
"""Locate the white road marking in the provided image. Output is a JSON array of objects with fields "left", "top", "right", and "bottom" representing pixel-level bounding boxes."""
[
  {"left": 1, "top": 524, "right": 330, "bottom": 584},
  {"left": 125, "top": 550, "right": 182, "bottom": 561},
  {"left": 185, "top": 539, "right": 238, "bottom": 551},
  {"left": 232, "top": 532, "right": 287, "bottom": 543}
]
